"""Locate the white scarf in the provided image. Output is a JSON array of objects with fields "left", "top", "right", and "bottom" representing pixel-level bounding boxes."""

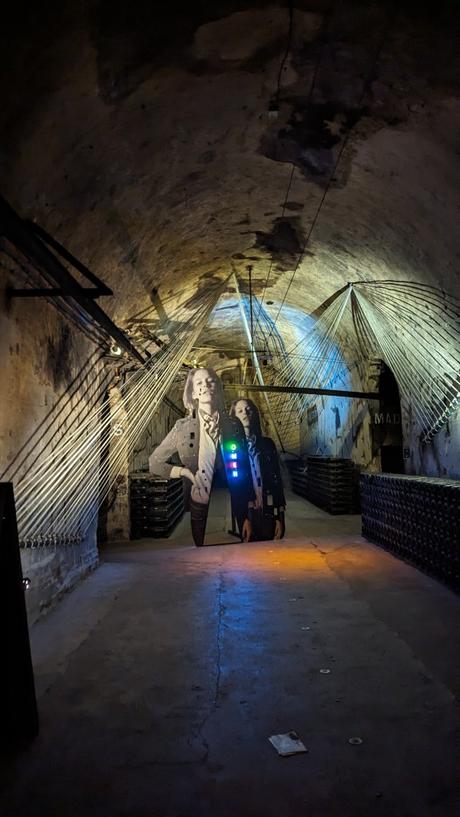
[{"left": 191, "top": 411, "right": 220, "bottom": 505}]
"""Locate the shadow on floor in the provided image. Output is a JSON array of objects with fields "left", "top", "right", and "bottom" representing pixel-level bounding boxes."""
[{"left": 2, "top": 494, "right": 460, "bottom": 817}]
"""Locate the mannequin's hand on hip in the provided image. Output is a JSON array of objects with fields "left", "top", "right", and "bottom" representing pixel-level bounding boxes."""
[
  {"left": 180, "top": 468, "right": 196, "bottom": 485},
  {"left": 191, "top": 471, "right": 210, "bottom": 503}
]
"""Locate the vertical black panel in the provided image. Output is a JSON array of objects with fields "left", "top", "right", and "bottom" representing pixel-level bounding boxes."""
[{"left": 0, "top": 482, "right": 39, "bottom": 746}]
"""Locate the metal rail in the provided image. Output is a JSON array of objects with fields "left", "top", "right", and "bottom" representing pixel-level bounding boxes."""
[
  {"left": 0, "top": 194, "right": 146, "bottom": 364},
  {"left": 224, "top": 383, "right": 380, "bottom": 399}
]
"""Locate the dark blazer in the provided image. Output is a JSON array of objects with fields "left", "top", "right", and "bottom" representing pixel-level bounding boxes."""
[
  {"left": 149, "top": 411, "right": 255, "bottom": 514},
  {"left": 254, "top": 436, "right": 286, "bottom": 515}
]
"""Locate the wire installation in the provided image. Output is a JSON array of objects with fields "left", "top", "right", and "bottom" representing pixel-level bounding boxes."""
[
  {"left": 243, "top": 281, "right": 459, "bottom": 450},
  {"left": 265, "top": 2, "right": 397, "bottom": 344},
  {"left": 352, "top": 282, "right": 460, "bottom": 442},
  {"left": 256, "top": 0, "right": 335, "bottom": 321},
  {"left": 14, "top": 279, "right": 226, "bottom": 545}
]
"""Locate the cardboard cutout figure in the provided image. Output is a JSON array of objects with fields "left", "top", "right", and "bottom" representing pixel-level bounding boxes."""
[
  {"left": 229, "top": 398, "right": 286, "bottom": 541},
  {"left": 149, "top": 368, "right": 255, "bottom": 546}
]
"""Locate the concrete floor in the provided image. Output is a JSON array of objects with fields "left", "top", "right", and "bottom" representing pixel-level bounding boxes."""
[{"left": 2, "top": 493, "right": 460, "bottom": 817}]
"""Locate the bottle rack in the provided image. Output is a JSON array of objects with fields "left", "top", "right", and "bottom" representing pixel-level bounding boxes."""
[
  {"left": 130, "top": 474, "right": 184, "bottom": 539},
  {"left": 289, "top": 456, "right": 359, "bottom": 514},
  {"left": 361, "top": 473, "right": 460, "bottom": 590}
]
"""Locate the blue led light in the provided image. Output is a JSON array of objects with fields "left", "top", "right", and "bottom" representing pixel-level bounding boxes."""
[
  {"left": 232, "top": 471, "right": 239, "bottom": 478},
  {"left": 230, "top": 453, "right": 237, "bottom": 460}
]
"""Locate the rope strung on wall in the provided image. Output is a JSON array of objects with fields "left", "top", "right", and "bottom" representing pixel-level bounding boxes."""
[
  {"left": 240, "top": 281, "right": 459, "bottom": 450},
  {"left": 351, "top": 281, "right": 460, "bottom": 443},
  {"left": 241, "top": 286, "right": 354, "bottom": 449},
  {"left": 271, "top": 286, "right": 354, "bottom": 439},
  {"left": 14, "top": 280, "right": 226, "bottom": 545}
]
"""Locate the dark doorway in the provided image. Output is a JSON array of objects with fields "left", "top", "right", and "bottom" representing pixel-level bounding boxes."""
[{"left": 377, "top": 363, "right": 404, "bottom": 474}]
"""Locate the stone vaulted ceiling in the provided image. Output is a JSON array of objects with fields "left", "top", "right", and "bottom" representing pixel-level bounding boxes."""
[{"left": 1, "top": 0, "right": 459, "bottom": 349}]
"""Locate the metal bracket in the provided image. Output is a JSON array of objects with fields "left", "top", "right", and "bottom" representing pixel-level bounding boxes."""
[
  {"left": 8, "top": 286, "right": 107, "bottom": 298},
  {"left": 225, "top": 383, "right": 380, "bottom": 400},
  {"left": 0, "top": 194, "right": 145, "bottom": 364},
  {"left": 7, "top": 219, "right": 113, "bottom": 299}
]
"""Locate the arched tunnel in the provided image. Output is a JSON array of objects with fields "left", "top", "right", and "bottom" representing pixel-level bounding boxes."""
[{"left": 1, "top": 2, "right": 459, "bottom": 815}]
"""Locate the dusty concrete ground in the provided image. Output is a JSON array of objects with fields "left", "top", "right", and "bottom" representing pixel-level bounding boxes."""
[{"left": 2, "top": 494, "right": 460, "bottom": 817}]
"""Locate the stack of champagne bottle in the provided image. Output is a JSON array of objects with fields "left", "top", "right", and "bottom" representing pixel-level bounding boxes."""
[
  {"left": 130, "top": 474, "right": 184, "bottom": 539},
  {"left": 289, "top": 456, "right": 359, "bottom": 514},
  {"left": 361, "top": 473, "right": 460, "bottom": 589}
]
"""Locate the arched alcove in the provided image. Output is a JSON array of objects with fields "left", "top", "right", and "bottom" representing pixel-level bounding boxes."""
[{"left": 376, "top": 362, "right": 404, "bottom": 474}]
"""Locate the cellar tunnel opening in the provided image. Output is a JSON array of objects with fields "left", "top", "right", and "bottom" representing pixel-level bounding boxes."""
[
  {"left": 376, "top": 361, "right": 404, "bottom": 475},
  {"left": 0, "top": 3, "right": 459, "bottom": 813}
]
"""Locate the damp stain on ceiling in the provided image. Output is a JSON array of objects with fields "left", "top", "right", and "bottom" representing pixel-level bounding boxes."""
[{"left": 1, "top": 1, "right": 459, "bottom": 343}]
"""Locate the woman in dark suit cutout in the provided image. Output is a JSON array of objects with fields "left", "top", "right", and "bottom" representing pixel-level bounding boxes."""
[{"left": 229, "top": 398, "right": 286, "bottom": 541}]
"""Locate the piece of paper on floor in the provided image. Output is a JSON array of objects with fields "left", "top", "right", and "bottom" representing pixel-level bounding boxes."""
[{"left": 269, "top": 731, "right": 308, "bottom": 756}]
